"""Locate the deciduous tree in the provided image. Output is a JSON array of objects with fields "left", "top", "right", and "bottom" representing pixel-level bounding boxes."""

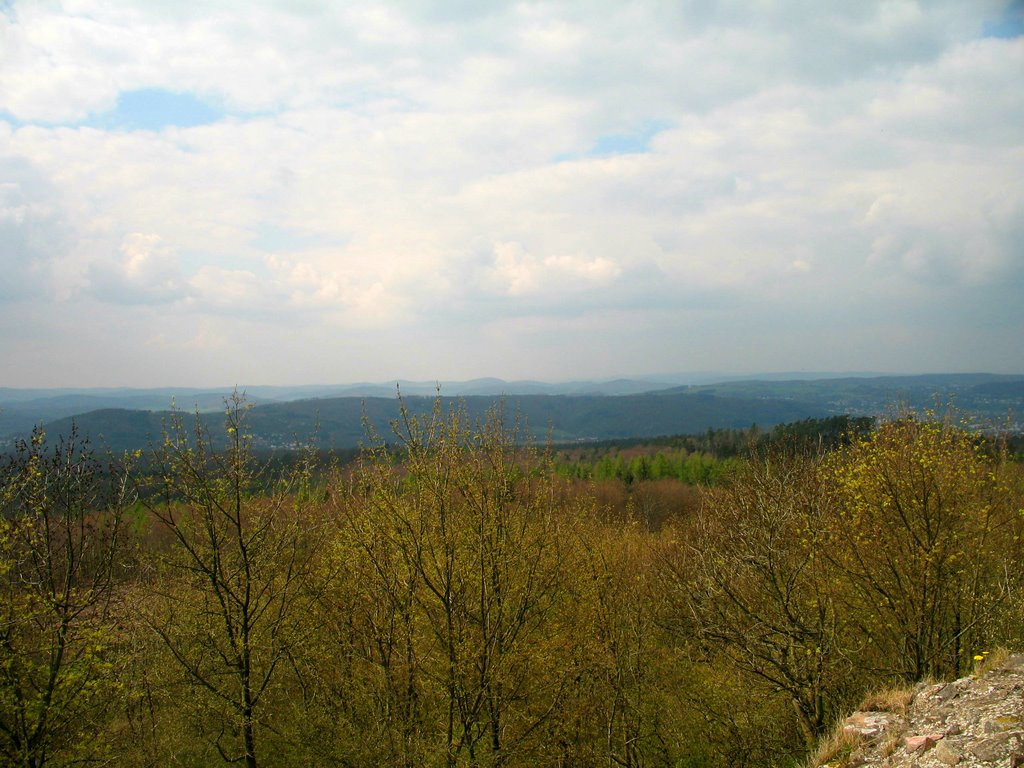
[
  {"left": 667, "top": 452, "right": 848, "bottom": 750},
  {"left": 0, "top": 427, "right": 133, "bottom": 767},
  {"left": 823, "top": 414, "right": 1021, "bottom": 680},
  {"left": 336, "top": 399, "right": 577, "bottom": 766},
  {"left": 138, "top": 394, "right": 325, "bottom": 767}
]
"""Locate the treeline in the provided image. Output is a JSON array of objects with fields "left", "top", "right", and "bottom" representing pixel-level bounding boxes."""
[
  {"left": 554, "top": 415, "right": 875, "bottom": 485},
  {"left": 556, "top": 446, "right": 738, "bottom": 485},
  {"left": 1, "top": 400, "right": 1022, "bottom": 767}
]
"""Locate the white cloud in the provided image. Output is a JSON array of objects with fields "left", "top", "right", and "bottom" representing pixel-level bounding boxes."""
[
  {"left": 485, "top": 241, "right": 621, "bottom": 297},
  {"left": 0, "top": 0, "right": 1021, "bottom": 385},
  {"left": 0, "top": 153, "right": 73, "bottom": 300},
  {"left": 146, "top": 316, "right": 227, "bottom": 353},
  {"left": 86, "top": 232, "right": 192, "bottom": 304},
  {"left": 187, "top": 266, "right": 269, "bottom": 312}
]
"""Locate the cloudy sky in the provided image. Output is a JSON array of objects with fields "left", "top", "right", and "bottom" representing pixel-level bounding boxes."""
[{"left": 1, "top": 1, "right": 1022, "bottom": 387}]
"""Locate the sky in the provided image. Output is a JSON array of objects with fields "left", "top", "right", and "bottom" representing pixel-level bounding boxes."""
[{"left": 1, "top": 1, "right": 1023, "bottom": 387}]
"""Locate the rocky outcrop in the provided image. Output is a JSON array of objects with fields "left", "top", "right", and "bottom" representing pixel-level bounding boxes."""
[{"left": 824, "top": 654, "right": 1024, "bottom": 767}]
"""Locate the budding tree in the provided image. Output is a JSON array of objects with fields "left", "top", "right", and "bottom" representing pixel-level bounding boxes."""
[{"left": 0, "top": 426, "right": 133, "bottom": 767}]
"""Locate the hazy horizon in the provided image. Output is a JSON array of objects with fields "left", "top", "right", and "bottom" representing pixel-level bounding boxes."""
[
  {"left": 4, "top": 370, "right": 1024, "bottom": 396},
  {"left": 2, "top": 2, "right": 1022, "bottom": 387}
]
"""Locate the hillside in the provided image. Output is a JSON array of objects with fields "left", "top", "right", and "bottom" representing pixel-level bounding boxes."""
[
  {"left": 0, "top": 378, "right": 669, "bottom": 437},
  {"left": 17, "top": 391, "right": 831, "bottom": 453},
  {"left": 5, "top": 373, "right": 1024, "bottom": 454},
  {"left": 685, "top": 374, "right": 1024, "bottom": 427}
]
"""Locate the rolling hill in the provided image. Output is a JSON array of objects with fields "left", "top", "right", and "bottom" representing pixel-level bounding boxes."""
[
  {"left": 18, "top": 391, "right": 829, "bottom": 454},
  {"left": 4, "top": 373, "right": 1023, "bottom": 455}
]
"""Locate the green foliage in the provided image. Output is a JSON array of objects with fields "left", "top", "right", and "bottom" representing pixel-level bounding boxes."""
[
  {"left": 136, "top": 394, "right": 328, "bottom": 768},
  {"left": 2, "top": 399, "right": 1021, "bottom": 768},
  {"left": 558, "top": 446, "right": 737, "bottom": 486},
  {"left": 324, "top": 400, "right": 587, "bottom": 766},
  {"left": 823, "top": 414, "right": 1023, "bottom": 680},
  {"left": 766, "top": 415, "right": 875, "bottom": 453},
  {"left": 669, "top": 452, "right": 854, "bottom": 751},
  {"left": 554, "top": 416, "right": 873, "bottom": 485},
  {"left": 661, "top": 410, "right": 1024, "bottom": 765},
  {"left": 0, "top": 426, "right": 133, "bottom": 767}
]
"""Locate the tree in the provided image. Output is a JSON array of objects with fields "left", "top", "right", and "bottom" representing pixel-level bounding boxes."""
[
  {"left": 0, "top": 426, "right": 133, "bottom": 767},
  {"left": 336, "top": 398, "right": 577, "bottom": 767},
  {"left": 823, "top": 414, "right": 1021, "bottom": 680},
  {"left": 138, "top": 394, "right": 325, "bottom": 768},
  {"left": 583, "top": 519, "right": 677, "bottom": 767},
  {"left": 666, "top": 452, "right": 849, "bottom": 751}
]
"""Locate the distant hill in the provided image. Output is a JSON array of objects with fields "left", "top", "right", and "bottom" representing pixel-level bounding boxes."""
[
  {"left": 4, "top": 373, "right": 1023, "bottom": 454},
  {"left": 20, "top": 391, "right": 830, "bottom": 454},
  {"left": 680, "top": 373, "right": 1024, "bottom": 426},
  {"left": 0, "top": 378, "right": 671, "bottom": 438},
  {"left": 0, "top": 387, "right": 268, "bottom": 437}
]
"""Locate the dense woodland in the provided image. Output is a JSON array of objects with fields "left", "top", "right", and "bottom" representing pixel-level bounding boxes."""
[{"left": 1, "top": 397, "right": 1022, "bottom": 767}]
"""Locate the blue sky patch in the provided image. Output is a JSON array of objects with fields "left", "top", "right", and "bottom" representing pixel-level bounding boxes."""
[
  {"left": 87, "top": 88, "right": 224, "bottom": 131},
  {"left": 982, "top": 1, "right": 1024, "bottom": 38},
  {"left": 556, "top": 120, "right": 670, "bottom": 162},
  {"left": 0, "top": 110, "right": 24, "bottom": 128}
]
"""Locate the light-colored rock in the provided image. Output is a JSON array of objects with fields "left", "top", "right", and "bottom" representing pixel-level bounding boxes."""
[
  {"left": 905, "top": 733, "right": 943, "bottom": 752},
  {"left": 931, "top": 739, "right": 961, "bottom": 765},
  {"left": 844, "top": 711, "right": 899, "bottom": 740},
  {"left": 969, "top": 734, "right": 1009, "bottom": 762},
  {"left": 814, "top": 654, "right": 1024, "bottom": 767}
]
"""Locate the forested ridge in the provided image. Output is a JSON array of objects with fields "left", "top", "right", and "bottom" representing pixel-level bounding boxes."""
[
  {"left": 2, "top": 397, "right": 1022, "bottom": 767},
  {"left": 9, "top": 372, "right": 1024, "bottom": 455},
  {"left": 10, "top": 390, "right": 831, "bottom": 455}
]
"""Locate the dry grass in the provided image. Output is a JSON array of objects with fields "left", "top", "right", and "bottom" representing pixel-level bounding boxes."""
[
  {"left": 804, "top": 684, "right": 916, "bottom": 768},
  {"left": 878, "top": 725, "right": 903, "bottom": 759},
  {"left": 857, "top": 683, "right": 915, "bottom": 715},
  {"left": 804, "top": 725, "right": 863, "bottom": 768}
]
